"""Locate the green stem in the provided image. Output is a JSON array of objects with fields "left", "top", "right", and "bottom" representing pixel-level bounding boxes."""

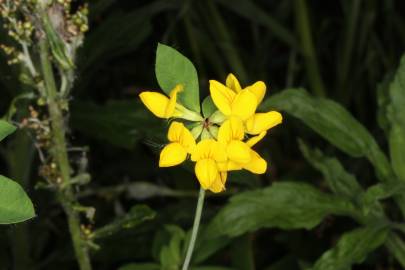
[
  {"left": 39, "top": 39, "right": 92, "bottom": 270},
  {"left": 182, "top": 187, "right": 205, "bottom": 270}
]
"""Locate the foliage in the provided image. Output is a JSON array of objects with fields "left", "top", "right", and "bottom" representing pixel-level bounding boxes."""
[{"left": 1, "top": 0, "right": 405, "bottom": 270}]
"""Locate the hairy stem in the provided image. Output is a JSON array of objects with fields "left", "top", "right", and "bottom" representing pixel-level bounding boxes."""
[
  {"left": 182, "top": 187, "right": 205, "bottom": 270},
  {"left": 39, "top": 38, "right": 92, "bottom": 270}
]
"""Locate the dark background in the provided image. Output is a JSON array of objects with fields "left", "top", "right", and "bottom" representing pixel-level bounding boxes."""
[{"left": 1, "top": 0, "right": 405, "bottom": 269}]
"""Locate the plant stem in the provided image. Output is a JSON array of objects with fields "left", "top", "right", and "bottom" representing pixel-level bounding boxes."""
[
  {"left": 182, "top": 187, "right": 205, "bottom": 270},
  {"left": 39, "top": 39, "right": 92, "bottom": 270}
]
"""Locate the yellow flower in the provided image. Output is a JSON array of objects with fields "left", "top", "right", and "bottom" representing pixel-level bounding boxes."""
[
  {"left": 139, "top": 84, "right": 183, "bottom": 119},
  {"left": 191, "top": 139, "right": 227, "bottom": 193},
  {"left": 245, "top": 111, "right": 283, "bottom": 135},
  {"left": 217, "top": 117, "right": 267, "bottom": 174},
  {"left": 159, "top": 121, "right": 196, "bottom": 167},
  {"left": 210, "top": 73, "right": 283, "bottom": 135}
]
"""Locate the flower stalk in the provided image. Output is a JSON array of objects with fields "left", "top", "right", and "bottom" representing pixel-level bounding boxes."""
[
  {"left": 39, "top": 38, "right": 92, "bottom": 270},
  {"left": 182, "top": 187, "right": 205, "bottom": 270}
]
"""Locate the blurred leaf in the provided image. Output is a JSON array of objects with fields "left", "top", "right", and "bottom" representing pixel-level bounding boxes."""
[
  {"left": 156, "top": 43, "right": 200, "bottom": 113},
  {"left": 77, "top": 1, "right": 177, "bottom": 90},
  {"left": 230, "top": 235, "right": 255, "bottom": 270},
  {"left": 0, "top": 175, "right": 35, "bottom": 224},
  {"left": 262, "top": 89, "right": 393, "bottom": 182},
  {"left": 216, "top": 0, "right": 296, "bottom": 49},
  {"left": 119, "top": 263, "right": 160, "bottom": 270},
  {"left": 159, "top": 225, "right": 185, "bottom": 270},
  {"left": 298, "top": 139, "right": 363, "bottom": 199},
  {"left": 191, "top": 267, "right": 234, "bottom": 270},
  {"left": 70, "top": 100, "right": 164, "bottom": 149},
  {"left": 0, "top": 120, "right": 16, "bottom": 141},
  {"left": 311, "top": 226, "right": 389, "bottom": 270},
  {"left": 387, "top": 54, "right": 405, "bottom": 181},
  {"left": 202, "top": 96, "right": 216, "bottom": 118},
  {"left": 206, "top": 182, "right": 357, "bottom": 238},
  {"left": 193, "top": 234, "right": 231, "bottom": 264},
  {"left": 90, "top": 205, "right": 155, "bottom": 240}
]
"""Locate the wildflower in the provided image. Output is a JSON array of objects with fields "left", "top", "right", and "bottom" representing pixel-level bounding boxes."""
[
  {"left": 217, "top": 117, "right": 267, "bottom": 174},
  {"left": 191, "top": 139, "right": 227, "bottom": 192},
  {"left": 210, "top": 73, "right": 283, "bottom": 134},
  {"left": 139, "top": 84, "right": 203, "bottom": 121},
  {"left": 159, "top": 121, "right": 196, "bottom": 167}
]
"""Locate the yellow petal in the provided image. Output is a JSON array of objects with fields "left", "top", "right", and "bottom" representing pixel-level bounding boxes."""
[
  {"left": 209, "top": 171, "right": 227, "bottom": 193},
  {"left": 166, "top": 84, "right": 183, "bottom": 117},
  {"left": 245, "top": 81, "right": 266, "bottom": 105},
  {"left": 246, "top": 131, "right": 267, "bottom": 147},
  {"left": 167, "top": 121, "right": 196, "bottom": 153},
  {"left": 159, "top": 142, "right": 187, "bottom": 167},
  {"left": 227, "top": 140, "right": 251, "bottom": 164},
  {"left": 226, "top": 160, "right": 243, "bottom": 171},
  {"left": 226, "top": 73, "right": 242, "bottom": 93},
  {"left": 243, "top": 150, "right": 267, "bottom": 174},
  {"left": 217, "top": 117, "right": 245, "bottom": 145},
  {"left": 231, "top": 90, "right": 257, "bottom": 121},
  {"left": 139, "top": 92, "right": 170, "bottom": 118},
  {"left": 209, "top": 80, "right": 236, "bottom": 116},
  {"left": 195, "top": 159, "right": 218, "bottom": 189},
  {"left": 167, "top": 121, "right": 184, "bottom": 142},
  {"left": 245, "top": 111, "right": 283, "bottom": 135},
  {"left": 191, "top": 139, "right": 227, "bottom": 162}
]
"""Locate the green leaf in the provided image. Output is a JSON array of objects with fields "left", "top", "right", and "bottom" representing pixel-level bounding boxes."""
[
  {"left": 70, "top": 100, "right": 164, "bottom": 149},
  {"left": 90, "top": 205, "right": 155, "bottom": 239},
  {"left": 360, "top": 181, "right": 405, "bottom": 213},
  {"left": 206, "top": 182, "right": 357, "bottom": 238},
  {"left": 311, "top": 226, "right": 389, "bottom": 270},
  {"left": 298, "top": 139, "right": 363, "bottom": 199},
  {"left": 0, "top": 120, "right": 16, "bottom": 141},
  {"left": 0, "top": 175, "right": 35, "bottom": 224},
  {"left": 119, "top": 263, "right": 160, "bottom": 270},
  {"left": 156, "top": 43, "right": 200, "bottom": 112},
  {"left": 159, "top": 225, "right": 185, "bottom": 270},
  {"left": 262, "top": 89, "right": 393, "bottom": 182},
  {"left": 387, "top": 55, "right": 405, "bottom": 181},
  {"left": 202, "top": 96, "right": 217, "bottom": 118}
]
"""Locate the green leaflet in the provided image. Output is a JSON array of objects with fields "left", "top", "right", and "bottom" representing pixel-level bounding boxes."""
[
  {"left": 202, "top": 96, "right": 217, "bottom": 118},
  {"left": 0, "top": 120, "right": 16, "bottom": 141},
  {"left": 90, "top": 205, "right": 155, "bottom": 240},
  {"left": 156, "top": 43, "right": 201, "bottom": 113},
  {"left": 311, "top": 226, "right": 389, "bottom": 270},
  {"left": 262, "top": 88, "right": 393, "bottom": 183},
  {"left": 205, "top": 182, "right": 357, "bottom": 239},
  {"left": 387, "top": 55, "right": 405, "bottom": 181},
  {"left": 0, "top": 175, "right": 35, "bottom": 224},
  {"left": 298, "top": 139, "right": 363, "bottom": 199}
]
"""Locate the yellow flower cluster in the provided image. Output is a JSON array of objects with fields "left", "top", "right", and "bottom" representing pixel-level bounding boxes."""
[{"left": 139, "top": 74, "right": 282, "bottom": 193}]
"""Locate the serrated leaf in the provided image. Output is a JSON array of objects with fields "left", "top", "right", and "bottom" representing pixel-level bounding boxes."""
[
  {"left": 262, "top": 89, "right": 393, "bottom": 183},
  {"left": 90, "top": 205, "right": 155, "bottom": 239},
  {"left": 156, "top": 43, "right": 200, "bottom": 113},
  {"left": 311, "top": 226, "right": 389, "bottom": 270},
  {"left": 0, "top": 120, "right": 16, "bottom": 141},
  {"left": 206, "top": 182, "right": 357, "bottom": 238},
  {"left": 0, "top": 175, "right": 35, "bottom": 224},
  {"left": 298, "top": 139, "right": 363, "bottom": 199},
  {"left": 202, "top": 96, "right": 217, "bottom": 118}
]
